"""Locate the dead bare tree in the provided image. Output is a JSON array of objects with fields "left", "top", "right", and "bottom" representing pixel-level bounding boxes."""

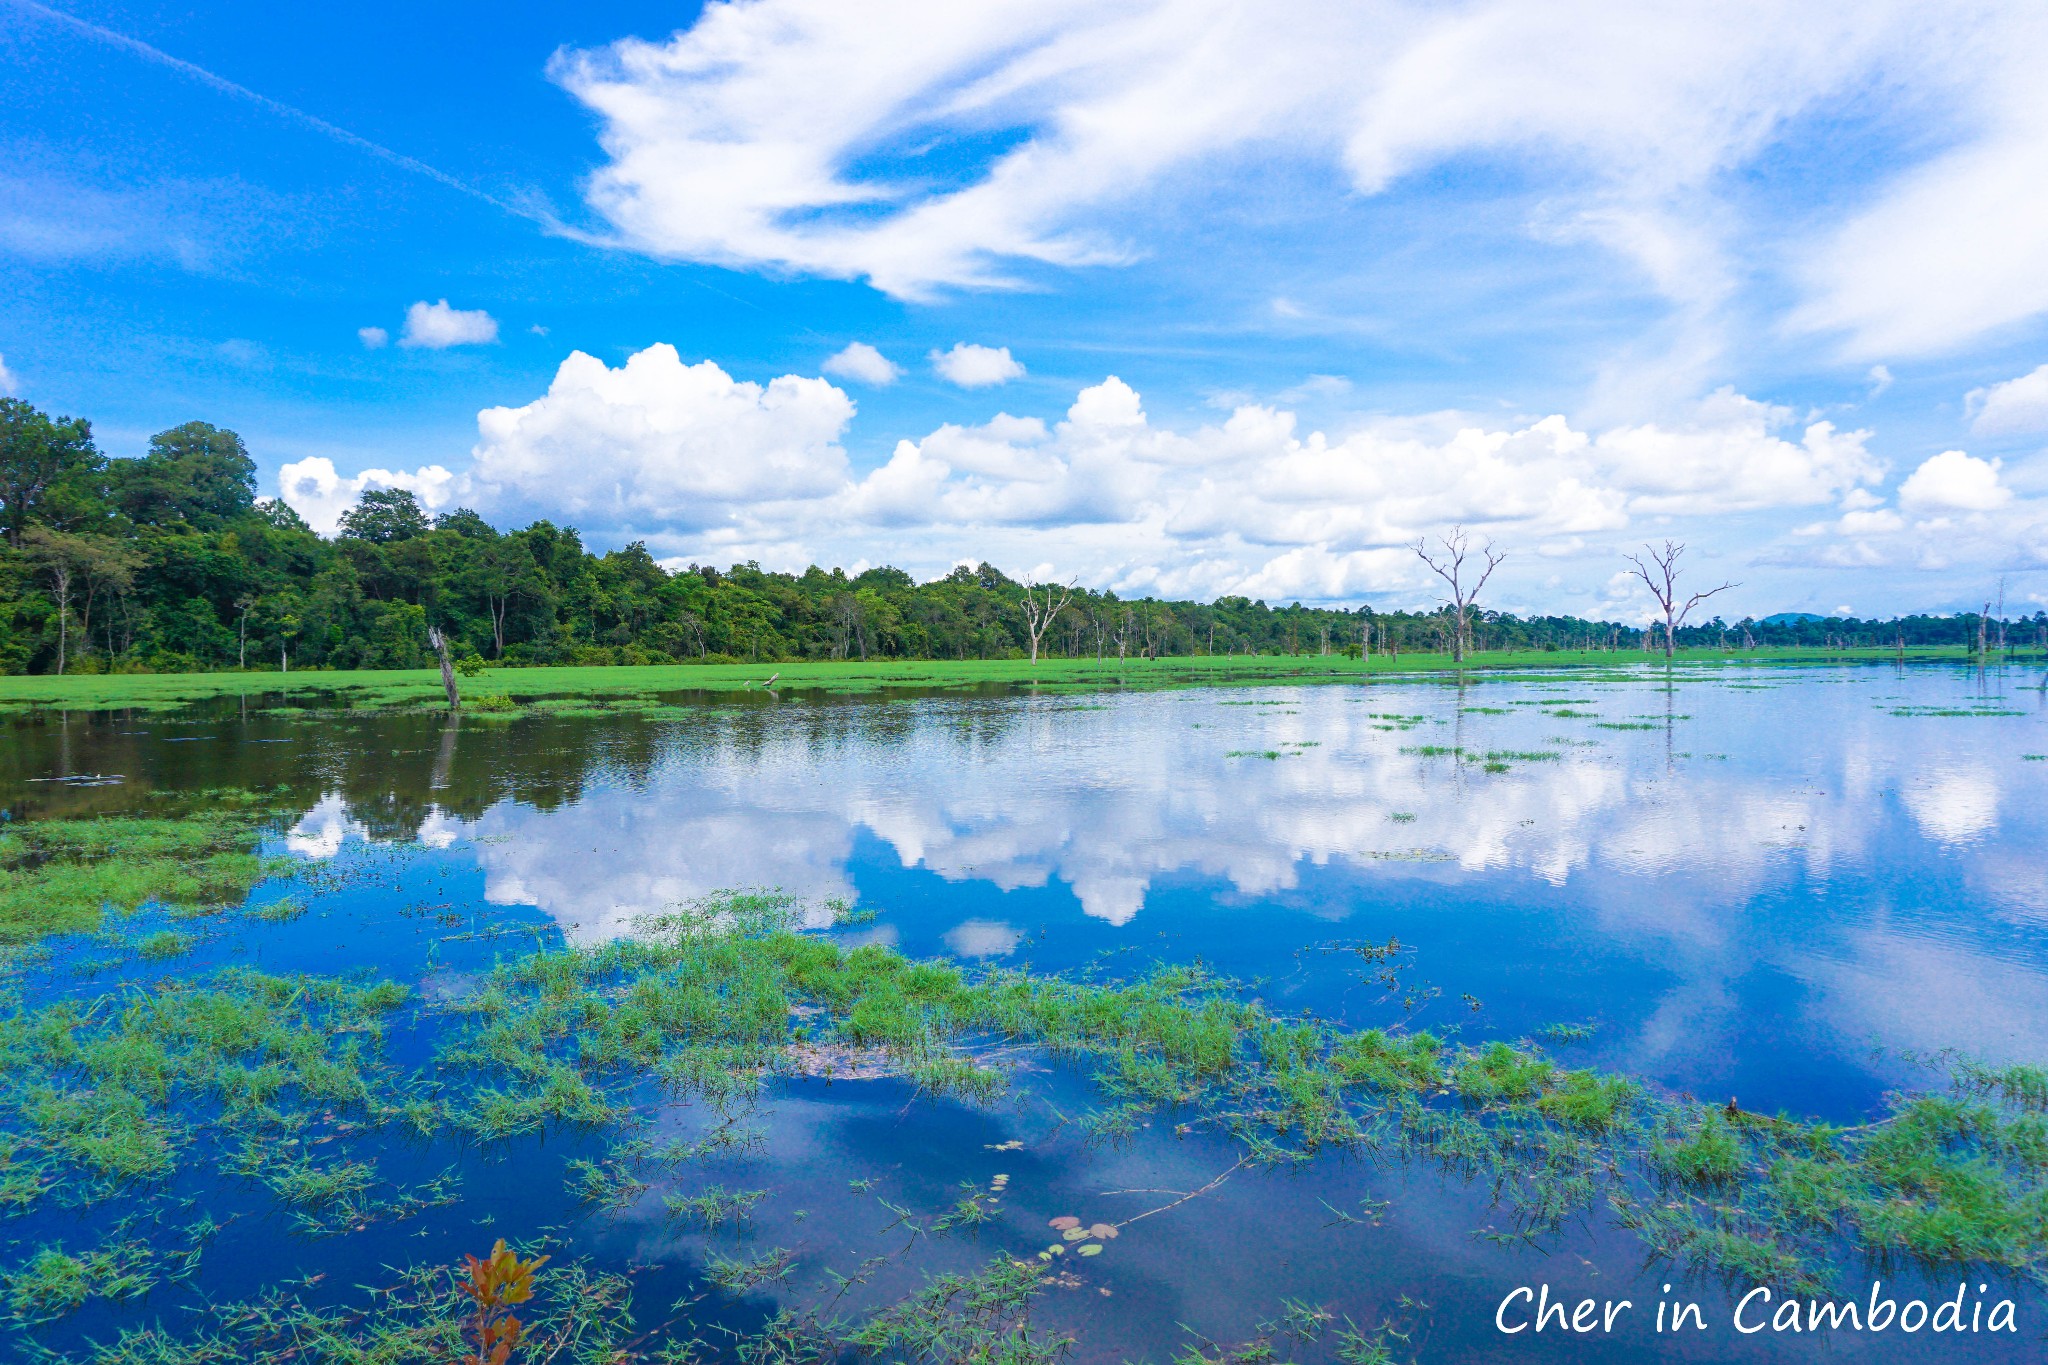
[
  {"left": 1414, "top": 527, "right": 1504, "bottom": 664},
  {"left": 426, "top": 625, "right": 461, "bottom": 710},
  {"left": 1020, "top": 578, "right": 1075, "bottom": 663},
  {"left": 1624, "top": 541, "right": 1736, "bottom": 659}
]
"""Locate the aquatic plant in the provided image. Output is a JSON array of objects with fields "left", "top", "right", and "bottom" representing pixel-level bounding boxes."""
[
  {"left": 664, "top": 1183, "right": 767, "bottom": 1228},
  {"left": 0, "top": 796, "right": 296, "bottom": 942},
  {"left": 458, "top": 1238, "right": 549, "bottom": 1365}
]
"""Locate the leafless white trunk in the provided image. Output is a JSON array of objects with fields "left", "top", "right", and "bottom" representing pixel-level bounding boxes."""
[
  {"left": 1623, "top": 541, "right": 1736, "bottom": 659},
  {"left": 1021, "top": 579, "right": 1074, "bottom": 663},
  {"left": 1414, "top": 526, "right": 1504, "bottom": 664}
]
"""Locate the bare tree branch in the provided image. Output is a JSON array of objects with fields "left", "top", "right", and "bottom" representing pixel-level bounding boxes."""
[
  {"left": 1414, "top": 526, "right": 1504, "bottom": 664},
  {"left": 1624, "top": 540, "right": 1736, "bottom": 658},
  {"left": 1020, "top": 578, "right": 1076, "bottom": 663}
]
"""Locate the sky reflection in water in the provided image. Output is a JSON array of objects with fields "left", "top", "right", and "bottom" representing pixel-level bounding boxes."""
[{"left": 6, "top": 662, "right": 2047, "bottom": 1363}]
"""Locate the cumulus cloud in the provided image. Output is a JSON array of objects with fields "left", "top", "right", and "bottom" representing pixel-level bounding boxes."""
[
  {"left": 548, "top": 0, "right": 2048, "bottom": 355},
  {"left": 282, "top": 344, "right": 1927, "bottom": 601},
  {"left": 0, "top": 353, "right": 16, "bottom": 395},
  {"left": 1968, "top": 363, "right": 2048, "bottom": 435},
  {"left": 276, "top": 455, "right": 460, "bottom": 535},
  {"left": 466, "top": 344, "right": 855, "bottom": 531},
  {"left": 822, "top": 342, "right": 901, "bottom": 385},
  {"left": 358, "top": 326, "right": 389, "bottom": 349},
  {"left": 399, "top": 299, "right": 499, "bottom": 349},
  {"left": 931, "top": 343, "right": 1024, "bottom": 388},
  {"left": 1898, "top": 449, "right": 2012, "bottom": 513}
]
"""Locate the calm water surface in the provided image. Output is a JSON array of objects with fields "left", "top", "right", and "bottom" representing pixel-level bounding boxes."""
[{"left": 5, "top": 661, "right": 2046, "bottom": 1362}]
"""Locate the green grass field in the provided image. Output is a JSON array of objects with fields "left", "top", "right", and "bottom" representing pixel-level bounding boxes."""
[{"left": 0, "top": 645, "right": 1988, "bottom": 715}]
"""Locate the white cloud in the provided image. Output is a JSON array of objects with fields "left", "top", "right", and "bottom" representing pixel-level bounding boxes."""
[
  {"left": 0, "top": 353, "right": 16, "bottom": 395},
  {"left": 275, "top": 455, "right": 460, "bottom": 535},
  {"left": 308, "top": 346, "right": 1915, "bottom": 600},
  {"left": 932, "top": 343, "right": 1024, "bottom": 388},
  {"left": 399, "top": 299, "right": 499, "bottom": 349},
  {"left": 822, "top": 341, "right": 901, "bottom": 385},
  {"left": 1898, "top": 449, "right": 2012, "bottom": 513},
  {"left": 1967, "top": 363, "right": 2048, "bottom": 435},
  {"left": 1277, "top": 374, "right": 1353, "bottom": 402},
  {"left": 550, "top": 0, "right": 2048, "bottom": 355},
  {"left": 358, "top": 326, "right": 389, "bottom": 349},
  {"left": 1866, "top": 364, "right": 1893, "bottom": 397},
  {"left": 943, "top": 920, "right": 1023, "bottom": 958},
  {"left": 466, "top": 344, "right": 855, "bottom": 531}
]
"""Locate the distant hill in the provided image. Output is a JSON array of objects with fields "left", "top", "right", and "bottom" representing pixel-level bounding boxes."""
[{"left": 1760, "top": 612, "right": 1828, "bottom": 625}]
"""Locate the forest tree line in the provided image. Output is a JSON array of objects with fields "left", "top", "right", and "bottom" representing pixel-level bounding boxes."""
[{"left": 2, "top": 399, "right": 2041, "bottom": 675}]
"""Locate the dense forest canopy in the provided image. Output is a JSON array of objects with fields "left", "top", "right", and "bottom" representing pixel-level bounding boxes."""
[{"left": 1, "top": 400, "right": 2039, "bottom": 675}]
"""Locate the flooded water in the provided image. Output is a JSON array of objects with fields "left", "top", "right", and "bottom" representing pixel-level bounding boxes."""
[{"left": 5, "top": 661, "right": 2047, "bottom": 1362}]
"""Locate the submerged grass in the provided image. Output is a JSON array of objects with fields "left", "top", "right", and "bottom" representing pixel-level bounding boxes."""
[
  {"left": 0, "top": 791, "right": 296, "bottom": 943},
  {"left": 413, "top": 896, "right": 2048, "bottom": 1294},
  {"left": 4, "top": 888, "right": 2046, "bottom": 1351}
]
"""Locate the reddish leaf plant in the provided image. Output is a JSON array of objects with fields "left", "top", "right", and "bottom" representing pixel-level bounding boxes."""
[{"left": 457, "top": 1239, "right": 550, "bottom": 1365}]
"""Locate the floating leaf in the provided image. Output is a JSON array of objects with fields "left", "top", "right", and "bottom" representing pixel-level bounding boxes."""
[
  {"left": 1046, "top": 1243, "right": 1066, "bottom": 1256},
  {"left": 1048, "top": 1215, "right": 1081, "bottom": 1230},
  {"left": 1062, "top": 1227, "right": 1091, "bottom": 1241},
  {"left": 1076, "top": 1243, "right": 1103, "bottom": 1257},
  {"left": 1037, "top": 1251, "right": 1052, "bottom": 1262},
  {"left": 1089, "top": 1223, "right": 1118, "bottom": 1239}
]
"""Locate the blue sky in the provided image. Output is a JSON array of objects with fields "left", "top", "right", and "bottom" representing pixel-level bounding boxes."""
[{"left": 5, "top": 0, "right": 2048, "bottom": 619}]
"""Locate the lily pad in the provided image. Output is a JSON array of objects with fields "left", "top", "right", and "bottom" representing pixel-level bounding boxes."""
[
  {"left": 1062, "top": 1227, "right": 1091, "bottom": 1241},
  {"left": 1048, "top": 1215, "right": 1081, "bottom": 1230},
  {"left": 1076, "top": 1243, "right": 1103, "bottom": 1257},
  {"left": 1089, "top": 1223, "right": 1118, "bottom": 1239}
]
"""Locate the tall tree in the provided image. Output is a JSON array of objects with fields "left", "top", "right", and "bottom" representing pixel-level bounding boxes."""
[
  {"left": 338, "top": 488, "right": 432, "bottom": 544},
  {"left": 21, "top": 527, "right": 132, "bottom": 673},
  {"left": 112, "top": 422, "right": 258, "bottom": 529},
  {"left": 1624, "top": 541, "right": 1736, "bottom": 658},
  {"left": 1414, "top": 526, "right": 1504, "bottom": 664},
  {"left": 0, "top": 399, "right": 102, "bottom": 547},
  {"left": 1020, "top": 578, "right": 1074, "bottom": 663}
]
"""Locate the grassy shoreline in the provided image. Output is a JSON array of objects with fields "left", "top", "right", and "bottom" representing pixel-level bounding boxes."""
[{"left": 0, "top": 645, "right": 1996, "bottom": 715}]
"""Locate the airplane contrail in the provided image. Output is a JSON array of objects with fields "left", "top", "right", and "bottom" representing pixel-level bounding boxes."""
[{"left": 6, "top": 0, "right": 540, "bottom": 222}]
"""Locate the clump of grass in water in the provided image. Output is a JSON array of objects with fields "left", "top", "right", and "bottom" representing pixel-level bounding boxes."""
[
  {"left": 664, "top": 1183, "right": 767, "bottom": 1228},
  {"left": 0, "top": 966, "right": 413, "bottom": 1215},
  {"left": 250, "top": 896, "right": 306, "bottom": 923},
  {"left": 1537, "top": 1021, "right": 1596, "bottom": 1044},
  {"left": 2, "top": 1236, "right": 157, "bottom": 1324},
  {"left": 0, "top": 792, "right": 297, "bottom": 943},
  {"left": 844, "top": 1256, "right": 1066, "bottom": 1365},
  {"left": 134, "top": 929, "right": 195, "bottom": 960}
]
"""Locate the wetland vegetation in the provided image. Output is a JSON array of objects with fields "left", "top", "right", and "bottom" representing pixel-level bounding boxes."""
[{"left": 1, "top": 659, "right": 2044, "bottom": 1362}]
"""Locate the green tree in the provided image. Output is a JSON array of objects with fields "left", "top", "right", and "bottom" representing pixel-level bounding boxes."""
[
  {"left": 111, "top": 422, "right": 259, "bottom": 530},
  {"left": 0, "top": 399, "right": 102, "bottom": 547},
  {"left": 338, "top": 488, "right": 432, "bottom": 544}
]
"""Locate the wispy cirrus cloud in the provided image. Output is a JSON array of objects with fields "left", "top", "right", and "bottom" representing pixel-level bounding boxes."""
[{"left": 551, "top": 0, "right": 2048, "bottom": 362}]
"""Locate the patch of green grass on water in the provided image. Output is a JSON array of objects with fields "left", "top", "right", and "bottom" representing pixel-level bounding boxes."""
[
  {"left": 0, "top": 647, "right": 1979, "bottom": 717},
  {"left": 0, "top": 792, "right": 296, "bottom": 944}
]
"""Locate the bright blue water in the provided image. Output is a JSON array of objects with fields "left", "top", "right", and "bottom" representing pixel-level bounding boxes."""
[{"left": 5, "top": 661, "right": 2046, "bottom": 1362}]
